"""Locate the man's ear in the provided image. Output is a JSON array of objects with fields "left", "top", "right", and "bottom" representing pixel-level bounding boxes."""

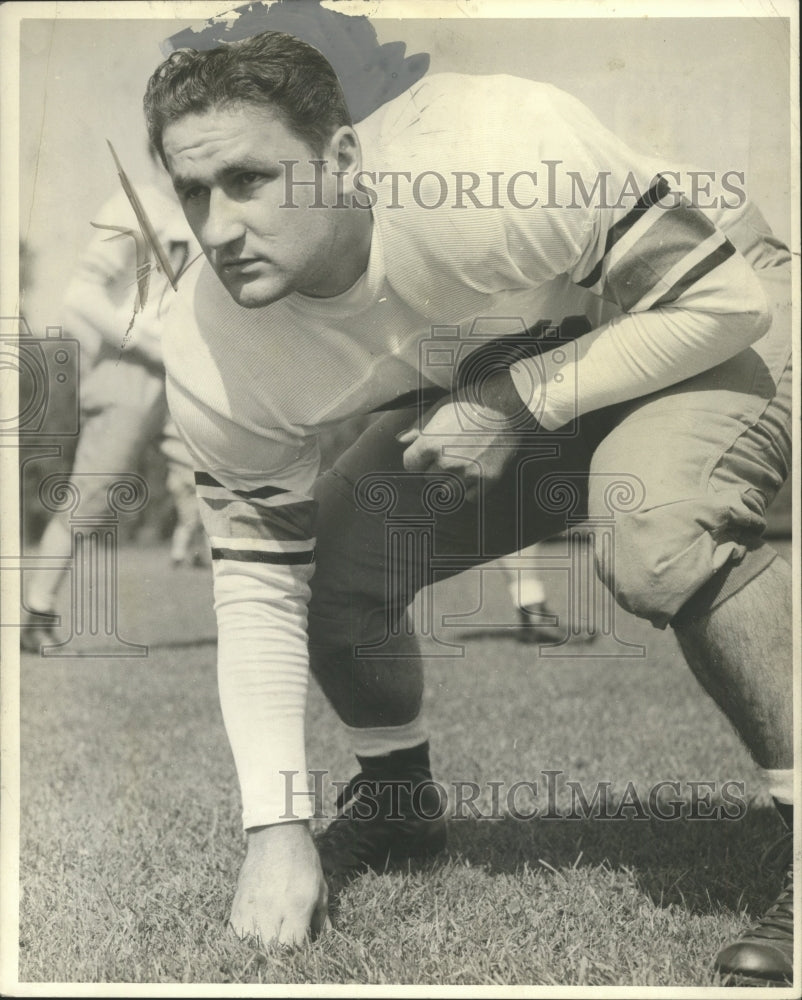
[{"left": 326, "top": 126, "right": 362, "bottom": 192}]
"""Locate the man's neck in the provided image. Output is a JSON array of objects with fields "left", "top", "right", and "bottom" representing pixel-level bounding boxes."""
[{"left": 302, "top": 209, "right": 373, "bottom": 299}]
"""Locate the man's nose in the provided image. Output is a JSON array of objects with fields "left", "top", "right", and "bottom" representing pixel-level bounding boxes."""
[{"left": 202, "top": 189, "right": 246, "bottom": 250}]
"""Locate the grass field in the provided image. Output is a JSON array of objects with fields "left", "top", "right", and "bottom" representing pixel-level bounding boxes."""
[{"left": 17, "top": 541, "right": 793, "bottom": 987}]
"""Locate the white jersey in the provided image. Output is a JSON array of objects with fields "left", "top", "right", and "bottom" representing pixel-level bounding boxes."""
[{"left": 162, "top": 73, "right": 786, "bottom": 828}]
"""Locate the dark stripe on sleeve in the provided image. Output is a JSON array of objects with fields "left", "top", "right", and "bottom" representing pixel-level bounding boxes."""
[
  {"left": 195, "top": 471, "right": 224, "bottom": 487},
  {"left": 576, "top": 175, "right": 672, "bottom": 290},
  {"left": 232, "top": 484, "right": 291, "bottom": 501},
  {"left": 648, "top": 239, "right": 736, "bottom": 310},
  {"left": 601, "top": 205, "right": 718, "bottom": 311},
  {"left": 195, "top": 470, "right": 289, "bottom": 501},
  {"left": 211, "top": 547, "right": 316, "bottom": 565}
]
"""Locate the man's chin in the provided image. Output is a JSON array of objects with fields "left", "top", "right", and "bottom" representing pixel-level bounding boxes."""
[{"left": 218, "top": 273, "right": 286, "bottom": 309}]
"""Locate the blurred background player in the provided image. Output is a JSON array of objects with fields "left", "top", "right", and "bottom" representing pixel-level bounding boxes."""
[
  {"left": 162, "top": 417, "right": 209, "bottom": 567},
  {"left": 504, "top": 546, "right": 570, "bottom": 644},
  {"left": 501, "top": 541, "right": 599, "bottom": 644},
  {"left": 21, "top": 147, "right": 203, "bottom": 652}
]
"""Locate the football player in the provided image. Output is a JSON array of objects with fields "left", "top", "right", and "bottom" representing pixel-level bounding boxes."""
[
  {"left": 143, "top": 30, "right": 793, "bottom": 983},
  {"left": 21, "top": 158, "right": 204, "bottom": 649}
]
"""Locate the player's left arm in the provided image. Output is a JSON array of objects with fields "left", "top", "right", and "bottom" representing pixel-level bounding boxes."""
[
  {"left": 497, "top": 81, "right": 776, "bottom": 430},
  {"left": 404, "top": 183, "right": 772, "bottom": 487},
  {"left": 406, "top": 81, "right": 776, "bottom": 487},
  {"left": 510, "top": 176, "right": 772, "bottom": 431}
]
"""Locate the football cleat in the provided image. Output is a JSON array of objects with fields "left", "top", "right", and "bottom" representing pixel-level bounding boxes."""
[
  {"left": 714, "top": 832, "right": 793, "bottom": 985},
  {"left": 19, "top": 607, "right": 58, "bottom": 654},
  {"left": 514, "top": 603, "right": 565, "bottom": 644},
  {"left": 316, "top": 770, "right": 447, "bottom": 876}
]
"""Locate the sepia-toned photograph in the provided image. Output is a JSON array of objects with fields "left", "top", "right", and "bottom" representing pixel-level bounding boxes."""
[{"left": 1, "top": 0, "right": 798, "bottom": 993}]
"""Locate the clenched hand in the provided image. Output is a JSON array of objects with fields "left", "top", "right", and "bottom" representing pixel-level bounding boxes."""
[{"left": 398, "top": 369, "right": 535, "bottom": 501}]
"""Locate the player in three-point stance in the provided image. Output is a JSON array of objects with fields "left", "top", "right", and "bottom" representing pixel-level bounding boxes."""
[{"left": 143, "top": 30, "right": 793, "bottom": 983}]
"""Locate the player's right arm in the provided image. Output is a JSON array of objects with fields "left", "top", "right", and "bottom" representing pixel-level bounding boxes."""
[
  {"left": 186, "top": 452, "right": 328, "bottom": 946},
  {"left": 192, "top": 468, "right": 318, "bottom": 831},
  {"left": 159, "top": 238, "right": 332, "bottom": 944}
]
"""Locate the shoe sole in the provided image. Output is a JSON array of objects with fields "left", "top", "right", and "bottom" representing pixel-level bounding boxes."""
[
  {"left": 20, "top": 631, "right": 55, "bottom": 654},
  {"left": 718, "top": 971, "right": 792, "bottom": 987}
]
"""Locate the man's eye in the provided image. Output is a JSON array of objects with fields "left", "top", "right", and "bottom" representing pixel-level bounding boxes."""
[
  {"left": 238, "top": 172, "right": 263, "bottom": 187},
  {"left": 181, "top": 186, "right": 206, "bottom": 202}
]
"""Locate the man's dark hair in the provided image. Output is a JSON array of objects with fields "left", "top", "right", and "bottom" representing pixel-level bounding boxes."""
[{"left": 144, "top": 30, "right": 352, "bottom": 161}]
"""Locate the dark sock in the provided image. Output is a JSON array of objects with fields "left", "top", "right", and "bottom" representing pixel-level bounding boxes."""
[
  {"left": 773, "top": 798, "right": 793, "bottom": 832},
  {"left": 357, "top": 741, "right": 431, "bottom": 779},
  {"left": 520, "top": 601, "right": 548, "bottom": 615}
]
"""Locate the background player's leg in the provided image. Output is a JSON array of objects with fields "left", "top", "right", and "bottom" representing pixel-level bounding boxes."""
[
  {"left": 501, "top": 541, "right": 599, "bottom": 644},
  {"left": 24, "top": 515, "right": 73, "bottom": 620},
  {"left": 501, "top": 547, "right": 564, "bottom": 645},
  {"left": 22, "top": 365, "right": 168, "bottom": 651},
  {"left": 162, "top": 417, "right": 208, "bottom": 567}
]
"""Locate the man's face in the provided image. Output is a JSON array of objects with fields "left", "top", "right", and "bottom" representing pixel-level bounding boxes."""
[{"left": 162, "top": 103, "right": 347, "bottom": 307}]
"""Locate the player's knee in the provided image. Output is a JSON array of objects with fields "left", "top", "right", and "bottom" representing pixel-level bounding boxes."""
[
  {"left": 590, "top": 488, "right": 769, "bottom": 627},
  {"left": 307, "top": 603, "right": 355, "bottom": 654},
  {"left": 590, "top": 511, "right": 671, "bottom": 627},
  {"left": 590, "top": 504, "right": 716, "bottom": 629},
  {"left": 308, "top": 594, "right": 403, "bottom": 654}
]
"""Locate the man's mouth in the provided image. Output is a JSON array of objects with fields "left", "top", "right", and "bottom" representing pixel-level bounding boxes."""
[{"left": 220, "top": 257, "right": 265, "bottom": 273}]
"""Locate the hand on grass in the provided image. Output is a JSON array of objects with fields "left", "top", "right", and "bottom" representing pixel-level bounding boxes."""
[{"left": 229, "top": 821, "right": 329, "bottom": 948}]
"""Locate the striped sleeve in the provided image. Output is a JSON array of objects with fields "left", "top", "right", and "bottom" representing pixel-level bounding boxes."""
[
  {"left": 195, "top": 471, "right": 317, "bottom": 567},
  {"left": 572, "top": 175, "right": 737, "bottom": 314},
  {"left": 508, "top": 98, "right": 772, "bottom": 429},
  {"left": 194, "top": 470, "right": 319, "bottom": 830}
]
